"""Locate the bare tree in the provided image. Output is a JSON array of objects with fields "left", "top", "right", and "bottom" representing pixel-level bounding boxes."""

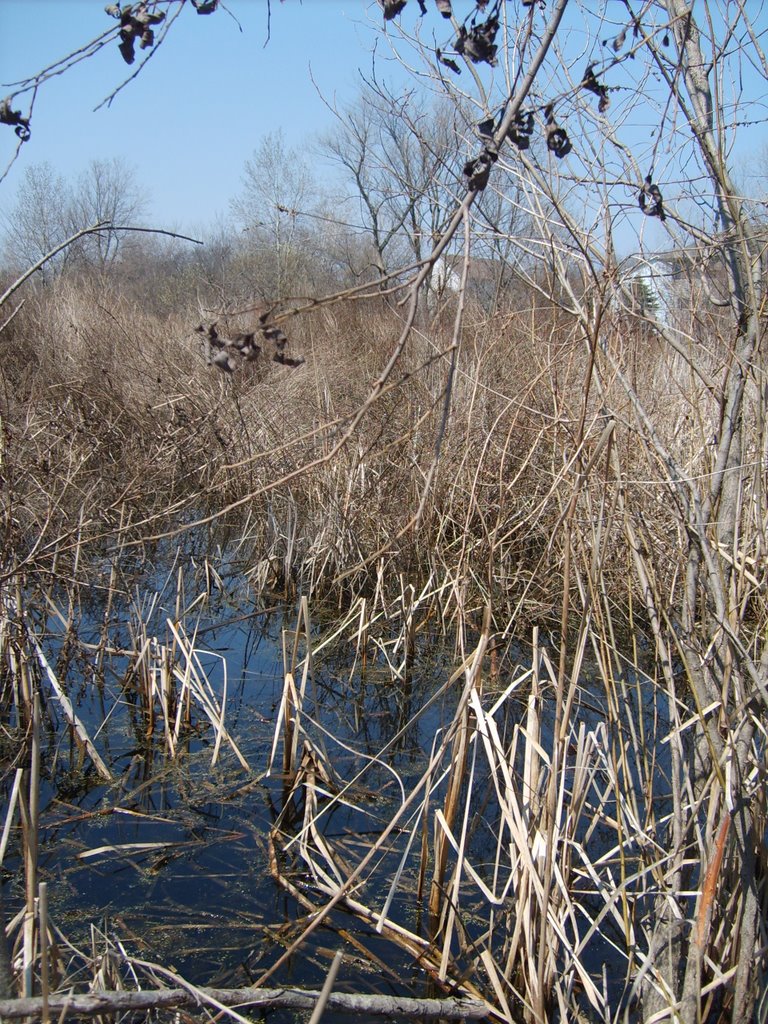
[
  {"left": 69, "top": 157, "right": 148, "bottom": 268},
  {"left": 320, "top": 84, "right": 463, "bottom": 280},
  {"left": 1, "top": 162, "right": 73, "bottom": 280},
  {"left": 1, "top": 157, "right": 147, "bottom": 279},
  {"left": 230, "top": 130, "right": 320, "bottom": 301}
]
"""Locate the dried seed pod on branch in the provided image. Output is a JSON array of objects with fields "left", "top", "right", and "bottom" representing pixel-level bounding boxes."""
[
  {"left": 381, "top": 0, "right": 407, "bottom": 20},
  {"left": 0, "top": 98, "right": 30, "bottom": 141},
  {"left": 196, "top": 317, "right": 304, "bottom": 374},
  {"left": 638, "top": 175, "right": 666, "bottom": 220},
  {"left": 105, "top": 2, "right": 165, "bottom": 64},
  {"left": 582, "top": 63, "right": 610, "bottom": 112},
  {"left": 463, "top": 146, "right": 497, "bottom": 191},
  {"left": 436, "top": 49, "right": 462, "bottom": 74},
  {"left": 454, "top": 13, "right": 500, "bottom": 66},
  {"left": 544, "top": 105, "right": 571, "bottom": 157},
  {"left": 506, "top": 110, "right": 534, "bottom": 149}
]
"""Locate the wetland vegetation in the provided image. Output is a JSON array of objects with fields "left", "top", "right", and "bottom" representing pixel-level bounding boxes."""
[{"left": 1, "top": 2, "right": 767, "bottom": 1022}]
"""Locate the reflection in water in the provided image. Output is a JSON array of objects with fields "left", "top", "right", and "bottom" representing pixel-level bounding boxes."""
[
  {"left": 1, "top": 558, "right": 674, "bottom": 1019},
  {"left": 2, "top": 572, "right": 463, "bottom": 1006}
]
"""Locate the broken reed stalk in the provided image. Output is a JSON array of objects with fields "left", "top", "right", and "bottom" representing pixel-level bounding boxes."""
[
  {"left": 166, "top": 619, "right": 249, "bottom": 770},
  {"left": 306, "top": 949, "right": 343, "bottom": 1024},
  {"left": 0, "top": 771, "right": 22, "bottom": 868},
  {"left": 400, "top": 577, "right": 416, "bottom": 689},
  {"left": 275, "top": 596, "right": 313, "bottom": 786},
  {"left": 38, "top": 882, "right": 48, "bottom": 1024},
  {"left": 427, "top": 686, "right": 471, "bottom": 941},
  {"left": 357, "top": 596, "right": 369, "bottom": 680},
  {"left": 27, "top": 630, "right": 111, "bottom": 781},
  {"left": 0, "top": 892, "right": 12, "bottom": 1001},
  {"left": 267, "top": 825, "right": 438, "bottom": 990},
  {"left": 21, "top": 693, "right": 40, "bottom": 999}
]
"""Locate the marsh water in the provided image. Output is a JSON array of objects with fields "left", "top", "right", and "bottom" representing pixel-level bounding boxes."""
[
  {"left": 2, "top": 542, "right": 671, "bottom": 1020},
  {"left": 3, "top": 550, "right": 476, "bottom": 1012}
]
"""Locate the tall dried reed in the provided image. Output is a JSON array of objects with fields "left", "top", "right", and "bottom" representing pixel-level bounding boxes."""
[{"left": 0, "top": 253, "right": 764, "bottom": 1021}]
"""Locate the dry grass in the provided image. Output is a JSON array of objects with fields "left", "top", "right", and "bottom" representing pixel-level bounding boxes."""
[
  {"left": 1, "top": 273, "right": 603, "bottom": 624},
  {"left": 0, "top": 257, "right": 766, "bottom": 1022}
]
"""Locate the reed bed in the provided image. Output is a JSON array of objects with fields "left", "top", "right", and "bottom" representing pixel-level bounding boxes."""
[
  {"left": 1, "top": 274, "right": 635, "bottom": 623},
  {"left": 0, "top": 263, "right": 766, "bottom": 1022},
  {"left": 0, "top": 551, "right": 765, "bottom": 1020},
  {"left": 262, "top": 599, "right": 705, "bottom": 1022}
]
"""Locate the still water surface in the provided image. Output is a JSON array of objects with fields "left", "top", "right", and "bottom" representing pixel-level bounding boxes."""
[
  {"left": 5, "top": 552, "right": 669, "bottom": 1020},
  {"left": 14, "top": 575, "right": 464, "bottom": 1013}
]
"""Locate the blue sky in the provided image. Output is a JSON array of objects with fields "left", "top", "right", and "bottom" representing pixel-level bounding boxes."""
[
  {"left": 0, "top": 0, "right": 385, "bottom": 233},
  {"left": 2, "top": 1, "right": 766, "bottom": 248}
]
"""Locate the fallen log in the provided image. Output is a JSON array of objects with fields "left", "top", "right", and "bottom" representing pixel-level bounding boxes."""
[{"left": 0, "top": 984, "right": 490, "bottom": 1020}]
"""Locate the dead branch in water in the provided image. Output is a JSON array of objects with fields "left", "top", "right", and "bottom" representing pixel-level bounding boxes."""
[{"left": 0, "top": 985, "right": 488, "bottom": 1021}]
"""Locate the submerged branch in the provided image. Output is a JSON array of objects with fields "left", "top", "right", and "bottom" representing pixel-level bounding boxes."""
[{"left": 0, "top": 986, "right": 488, "bottom": 1021}]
